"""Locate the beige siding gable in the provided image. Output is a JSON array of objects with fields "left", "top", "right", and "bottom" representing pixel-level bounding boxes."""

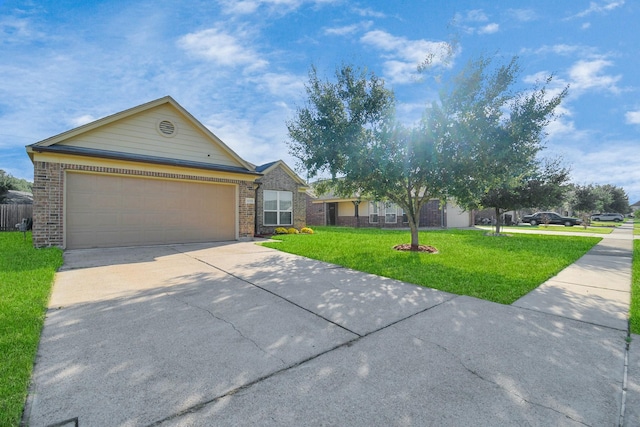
[{"left": 56, "top": 104, "right": 244, "bottom": 168}]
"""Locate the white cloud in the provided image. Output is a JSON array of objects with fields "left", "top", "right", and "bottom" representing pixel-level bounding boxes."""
[
  {"left": 568, "top": 59, "right": 621, "bottom": 94},
  {"left": 528, "top": 44, "right": 598, "bottom": 57},
  {"left": 250, "top": 72, "right": 306, "bottom": 99},
  {"left": 458, "top": 9, "right": 489, "bottom": 22},
  {"left": 177, "top": 27, "right": 268, "bottom": 70},
  {"left": 352, "top": 7, "right": 386, "bottom": 18},
  {"left": 625, "top": 111, "right": 640, "bottom": 124},
  {"left": 69, "top": 115, "right": 98, "bottom": 127},
  {"left": 507, "top": 9, "right": 538, "bottom": 22},
  {"left": 217, "top": 0, "right": 338, "bottom": 15},
  {"left": 360, "top": 30, "right": 456, "bottom": 84},
  {"left": 478, "top": 23, "right": 499, "bottom": 34},
  {"left": 0, "top": 16, "right": 42, "bottom": 43},
  {"left": 324, "top": 21, "right": 373, "bottom": 36},
  {"left": 572, "top": 0, "right": 625, "bottom": 18},
  {"left": 453, "top": 9, "right": 498, "bottom": 35}
]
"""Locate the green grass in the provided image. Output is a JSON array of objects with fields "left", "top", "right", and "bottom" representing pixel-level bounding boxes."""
[
  {"left": 589, "top": 220, "right": 624, "bottom": 228},
  {"left": 262, "top": 227, "right": 600, "bottom": 305},
  {"left": 479, "top": 225, "right": 614, "bottom": 234},
  {"left": 0, "top": 232, "right": 63, "bottom": 427},
  {"left": 634, "top": 219, "right": 640, "bottom": 236},
  {"left": 632, "top": 239, "right": 640, "bottom": 335}
]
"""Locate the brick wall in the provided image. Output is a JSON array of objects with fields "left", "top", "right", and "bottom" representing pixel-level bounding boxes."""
[
  {"left": 31, "top": 161, "right": 257, "bottom": 247},
  {"left": 306, "top": 194, "right": 325, "bottom": 226},
  {"left": 304, "top": 198, "right": 444, "bottom": 229},
  {"left": 32, "top": 161, "right": 64, "bottom": 247},
  {"left": 256, "top": 164, "right": 307, "bottom": 235}
]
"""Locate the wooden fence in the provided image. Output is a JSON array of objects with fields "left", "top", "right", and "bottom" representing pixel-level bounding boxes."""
[{"left": 0, "top": 204, "right": 33, "bottom": 231}]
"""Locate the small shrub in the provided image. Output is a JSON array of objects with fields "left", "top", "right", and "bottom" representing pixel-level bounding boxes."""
[
  {"left": 274, "top": 227, "right": 288, "bottom": 234},
  {"left": 301, "top": 227, "right": 314, "bottom": 234},
  {"left": 287, "top": 227, "right": 299, "bottom": 234}
]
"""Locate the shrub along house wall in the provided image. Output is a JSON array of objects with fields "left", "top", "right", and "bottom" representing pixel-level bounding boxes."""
[{"left": 255, "top": 161, "right": 308, "bottom": 235}]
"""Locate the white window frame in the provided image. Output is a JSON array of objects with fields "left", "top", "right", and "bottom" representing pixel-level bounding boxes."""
[
  {"left": 263, "top": 190, "right": 293, "bottom": 226},
  {"left": 385, "top": 202, "right": 398, "bottom": 223},
  {"left": 368, "top": 201, "right": 379, "bottom": 223}
]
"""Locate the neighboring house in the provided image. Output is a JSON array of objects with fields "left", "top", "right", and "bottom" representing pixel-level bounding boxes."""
[
  {"left": 306, "top": 191, "right": 472, "bottom": 228},
  {"left": 26, "top": 96, "right": 306, "bottom": 249},
  {"left": 631, "top": 200, "right": 640, "bottom": 214},
  {"left": 254, "top": 160, "right": 308, "bottom": 235}
]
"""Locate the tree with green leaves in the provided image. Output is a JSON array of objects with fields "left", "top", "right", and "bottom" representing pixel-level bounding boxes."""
[
  {"left": 0, "top": 170, "right": 33, "bottom": 203},
  {"left": 287, "top": 65, "right": 448, "bottom": 250},
  {"left": 570, "top": 183, "right": 629, "bottom": 216},
  {"left": 288, "top": 55, "right": 571, "bottom": 248},
  {"left": 425, "top": 56, "right": 569, "bottom": 234}
]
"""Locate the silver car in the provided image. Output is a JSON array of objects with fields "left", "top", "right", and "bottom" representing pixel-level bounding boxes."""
[{"left": 591, "top": 213, "right": 624, "bottom": 222}]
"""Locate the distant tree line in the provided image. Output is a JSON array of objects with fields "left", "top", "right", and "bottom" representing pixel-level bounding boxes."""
[
  {"left": 568, "top": 183, "right": 630, "bottom": 216},
  {"left": 0, "top": 169, "right": 33, "bottom": 202}
]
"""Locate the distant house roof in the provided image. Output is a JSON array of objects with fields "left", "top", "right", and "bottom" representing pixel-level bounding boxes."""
[
  {"left": 2, "top": 190, "right": 33, "bottom": 204},
  {"left": 255, "top": 161, "right": 279, "bottom": 173},
  {"left": 256, "top": 160, "right": 308, "bottom": 188}
]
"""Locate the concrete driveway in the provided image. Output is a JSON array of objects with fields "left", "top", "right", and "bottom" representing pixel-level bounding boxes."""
[{"left": 24, "top": 240, "right": 631, "bottom": 426}]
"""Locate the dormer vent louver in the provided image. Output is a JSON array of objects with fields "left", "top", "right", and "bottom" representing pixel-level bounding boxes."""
[{"left": 158, "top": 120, "right": 176, "bottom": 137}]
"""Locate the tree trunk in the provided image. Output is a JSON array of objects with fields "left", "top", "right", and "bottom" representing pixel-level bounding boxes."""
[
  {"left": 494, "top": 207, "right": 502, "bottom": 234},
  {"left": 408, "top": 216, "right": 420, "bottom": 251}
]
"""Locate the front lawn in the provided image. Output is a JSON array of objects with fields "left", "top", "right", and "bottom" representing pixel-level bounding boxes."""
[
  {"left": 262, "top": 227, "right": 600, "bottom": 305},
  {"left": 632, "top": 239, "right": 640, "bottom": 335},
  {"left": 479, "top": 225, "right": 614, "bottom": 234},
  {"left": 0, "top": 232, "right": 63, "bottom": 427}
]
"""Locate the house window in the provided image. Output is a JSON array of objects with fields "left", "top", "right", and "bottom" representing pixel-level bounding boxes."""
[
  {"left": 369, "top": 201, "right": 379, "bottom": 223},
  {"left": 264, "top": 190, "right": 293, "bottom": 226},
  {"left": 385, "top": 202, "right": 397, "bottom": 223}
]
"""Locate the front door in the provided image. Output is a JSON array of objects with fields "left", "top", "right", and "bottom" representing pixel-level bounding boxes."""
[{"left": 327, "top": 203, "right": 337, "bottom": 225}]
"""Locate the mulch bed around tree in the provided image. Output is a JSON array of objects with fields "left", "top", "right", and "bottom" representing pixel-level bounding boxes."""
[{"left": 393, "top": 244, "right": 439, "bottom": 253}]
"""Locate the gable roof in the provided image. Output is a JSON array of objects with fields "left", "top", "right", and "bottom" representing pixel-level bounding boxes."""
[
  {"left": 26, "top": 96, "right": 258, "bottom": 175},
  {"left": 256, "top": 160, "right": 307, "bottom": 187}
]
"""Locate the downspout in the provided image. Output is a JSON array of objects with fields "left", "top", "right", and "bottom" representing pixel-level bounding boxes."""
[
  {"left": 254, "top": 181, "right": 262, "bottom": 236},
  {"left": 442, "top": 200, "right": 446, "bottom": 228}
]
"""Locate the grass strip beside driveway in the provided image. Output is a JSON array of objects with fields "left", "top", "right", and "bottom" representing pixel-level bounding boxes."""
[
  {"left": 0, "top": 232, "right": 63, "bottom": 427},
  {"left": 479, "top": 225, "right": 614, "bottom": 234},
  {"left": 262, "top": 227, "right": 600, "bottom": 305},
  {"left": 632, "top": 239, "right": 640, "bottom": 335}
]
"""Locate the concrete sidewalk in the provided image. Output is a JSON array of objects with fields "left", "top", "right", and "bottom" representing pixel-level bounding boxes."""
[{"left": 23, "top": 224, "right": 636, "bottom": 426}]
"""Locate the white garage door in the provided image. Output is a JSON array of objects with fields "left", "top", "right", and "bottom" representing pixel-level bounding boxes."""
[{"left": 66, "top": 172, "right": 236, "bottom": 249}]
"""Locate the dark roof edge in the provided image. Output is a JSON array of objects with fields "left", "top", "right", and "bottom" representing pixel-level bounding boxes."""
[{"left": 31, "top": 145, "right": 263, "bottom": 176}]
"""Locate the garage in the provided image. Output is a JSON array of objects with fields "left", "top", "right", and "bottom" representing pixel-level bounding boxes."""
[
  {"left": 65, "top": 172, "right": 236, "bottom": 249},
  {"left": 27, "top": 97, "right": 262, "bottom": 248}
]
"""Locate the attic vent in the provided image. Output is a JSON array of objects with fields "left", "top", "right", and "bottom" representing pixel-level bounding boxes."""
[{"left": 157, "top": 120, "right": 176, "bottom": 137}]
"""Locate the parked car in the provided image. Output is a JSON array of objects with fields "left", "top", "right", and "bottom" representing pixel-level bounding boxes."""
[
  {"left": 521, "top": 212, "right": 582, "bottom": 227},
  {"left": 591, "top": 213, "right": 624, "bottom": 222}
]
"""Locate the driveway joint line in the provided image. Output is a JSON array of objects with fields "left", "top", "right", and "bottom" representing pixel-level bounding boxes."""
[
  {"left": 146, "top": 295, "right": 459, "bottom": 427},
  {"left": 545, "top": 279, "right": 631, "bottom": 293},
  {"left": 145, "top": 337, "right": 362, "bottom": 427},
  {"left": 166, "top": 292, "right": 286, "bottom": 366},
  {"left": 171, "top": 247, "right": 362, "bottom": 337},
  {"left": 510, "top": 304, "right": 629, "bottom": 332}
]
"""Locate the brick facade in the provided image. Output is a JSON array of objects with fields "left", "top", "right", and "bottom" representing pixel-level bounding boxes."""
[
  {"left": 32, "top": 161, "right": 64, "bottom": 247},
  {"left": 256, "top": 164, "right": 307, "bottom": 235},
  {"left": 31, "top": 161, "right": 257, "bottom": 247},
  {"left": 305, "top": 198, "right": 443, "bottom": 228}
]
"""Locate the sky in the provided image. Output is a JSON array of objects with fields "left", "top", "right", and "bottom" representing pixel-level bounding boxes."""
[{"left": 1, "top": 0, "right": 639, "bottom": 204}]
